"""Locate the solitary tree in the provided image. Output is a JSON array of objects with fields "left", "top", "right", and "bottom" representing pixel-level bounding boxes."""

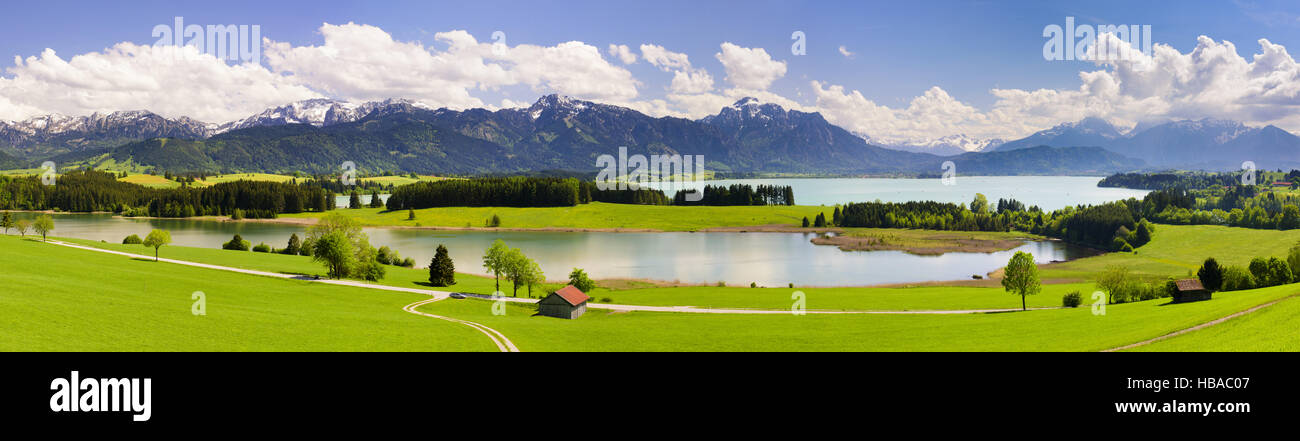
[
  {"left": 32, "top": 215, "right": 53, "bottom": 242},
  {"left": 349, "top": 191, "right": 362, "bottom": 209},
  {"left": 284, "top": 233, "right": 302, "bottom": 255},
  {"left": 801, "top": 216, "right": 810, "bottom": 228},
  {"left": 1001, "top": 251, "right": 1041, "bottom": 311},
  {"left": 368, "top": 190, "right": 384, "bottom": 208},
  {"left": 482, "top": 239, "right": 509, "bottom": 292},
  {"left": 142, "top": 229, "right": 172, "bottom": 262},
  {"left": 312, "top": 231, "right": 356, "bottom": 279},
  {"left": 428, "top": 244, "right": 456, "bottom": 286},
  {"left": 1197, "top": 257, "right": 1224, "bottom": 291},
  {"left": 407, "top": 208, "right": 416, "bottom": 221},
  {"left": 568, "top": 268, "right": 596, "bottom": 293},
  {"left": 1, "top": 211, "right": 13, "bottom": 234},
  {"left": 15, "top": 219, "right": 29, "bottom": 237}
]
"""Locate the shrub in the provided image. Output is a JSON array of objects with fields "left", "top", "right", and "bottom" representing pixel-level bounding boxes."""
[
  {"left": 1062, "top": 291, "right": 1082, "bottom": 308},
  {"left": 1111, "top": 236, "right": 1130, "bottom": 252},
  {"left": 222, "top": 234, "right": 250, "bottom": 251},
  {"left": 122, "top": 234, "right": 143, "bottom": 245},
  {"left": 252, "top": 243, "right": 271, "bottom": 253},
  {"left": 1222, "top": 265, "right": 1256, "bottom": 291},
  {"left": 568, "top": 268, "right": 596, "bottom": 293},
  {"left": 1249, "top": 257, "right": 1269, "bottom": 285},
  {"left": 750, "top": 282, "right": 758, "bottom": 288},
  {"left": 1267, "top": 257, "right": 1293, "bottom": 286},
  {"left": 399, "top": 257, "right": 415, "bottom": 268},
  {"left": 376, "top": 246, "right": 395, "bottom": 265}
]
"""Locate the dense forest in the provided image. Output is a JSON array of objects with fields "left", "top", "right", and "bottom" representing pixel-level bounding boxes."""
[
  {"left": 1098, "top": 172, "right": 1241, "bottom": 190},
  {"left": 671, "top": 184, "right": 795, "bottom": 206},
  {"left": 0, "top": 170, "right": 334, "bottom": 218},
  {"left": 387, "top": 178, "right": 785, "bottom": 209},
  {"left": 827, "top": 192, "right": 1170, "bottom": 251},
  {"left": 385, "top": 177, "right": 582, "bottom": 209}
]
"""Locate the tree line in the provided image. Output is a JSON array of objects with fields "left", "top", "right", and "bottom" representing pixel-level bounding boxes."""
[
  {"left": 0, "top": 170, "right": 335, "bottom": 218},
  {"left": 671, "top": 184, "right": 795, "bottom": 206}
]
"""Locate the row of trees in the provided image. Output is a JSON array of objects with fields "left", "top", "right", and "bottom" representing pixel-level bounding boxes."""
[
  {"left": 0, "top": 170, "right": 336, "bottom": 218},
  {"left": 1196, "top": 244, "right": 1300, "bottom": 293},
  {"left": 671, "top": 184, "right": 795, "bottom": 206},
  {"left": 1, "top": 212, "right": 54, "bottom": 241},
  {"left": 387, "top": 177, "right": 582, "bottom": 210},
  {"left": 482, "top": 239, "right": 546, "bottom": 297}
]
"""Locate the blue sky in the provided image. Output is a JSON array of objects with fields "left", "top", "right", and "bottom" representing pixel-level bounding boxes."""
[{"left": 2, "top": 0, "right": 1299, "bottom": 145}]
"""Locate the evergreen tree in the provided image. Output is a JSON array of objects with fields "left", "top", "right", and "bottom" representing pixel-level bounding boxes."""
[
  {"left": 1197, "top": 257, "right": 1224, "bottom": 291},
  {"left": 429, "top": 244, "right": 456, "bottom": 287},
  {"left": 284, "top": 233, "right": 302, "bottom": 255}
]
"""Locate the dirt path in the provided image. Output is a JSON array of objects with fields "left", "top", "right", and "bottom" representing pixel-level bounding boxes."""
[
  {"left": 1102, "top": 294, "right": 1300, "bottom": 352},
  {"left": 43, "top": 239, "right": 521, "bottom": 353}
]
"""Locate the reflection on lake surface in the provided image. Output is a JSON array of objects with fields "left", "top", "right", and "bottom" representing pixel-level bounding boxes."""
[
  {"left": 17, "top": 213, "right": 1096, "bottom": 287},
  {"left": 643, "top": 176, "right": 1148, "bottom": 211}
]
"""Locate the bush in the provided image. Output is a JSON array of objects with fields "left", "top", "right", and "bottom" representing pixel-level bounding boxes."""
[
  {"left": 252, "top": 243, "right": 271, "bottom": 253},
  {"left": 222, "top": 234, "right": 250, "bottom": 251},
  {"left": 399, "top": 257, "right": 415, "bottom": 268},
  {"left": 1221, "top": 266, "right": 1254, "bottom": 291},
  {"left": 568, "top": 268, "right": 596, "bottom": 293},
  {"left": 750, "top": 282, "right": 758, "bottom": 288},
  {"left": 1062, "top": 291, "right": 1082, "bottom": 308},
  {"left": 122, "top": 234, "right": 143, "bottom": 245}
]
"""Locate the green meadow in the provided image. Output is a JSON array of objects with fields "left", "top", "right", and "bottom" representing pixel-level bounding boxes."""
[
  {"left": 281, "top": 202, "right": 837, "bottom": 231},
  {"left": 0, "top": 235, "right": 490, "bottom": 351},
  {"left": 4, "top": 221, "right": 1300, "bottom": 351}
]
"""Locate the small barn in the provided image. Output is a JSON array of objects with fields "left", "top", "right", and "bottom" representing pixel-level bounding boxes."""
[
  {"left": 538, "top": 285, "right": 591, "bottom": 319},
  {"left": 1172, "top": 279, "right": 1212, "bottom": 303}
]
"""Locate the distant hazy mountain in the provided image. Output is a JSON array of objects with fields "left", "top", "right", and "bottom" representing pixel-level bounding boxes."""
[
  {"left": 993, "top": 117, "right": 1124, "bottom": 152},
  {"left": 56, "top": 95, "right": 1145, "bottom": 177},
  {"left": 994, "top": 116, "right": 1300, "bottom": 169},
  {"left": 877, "top": 134, "right": 1004, "bottom": 156},
  {"left": 215, "top": 98, "right": 435, "bottom": 132}
]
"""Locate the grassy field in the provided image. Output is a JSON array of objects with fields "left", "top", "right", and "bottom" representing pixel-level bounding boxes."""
[
  {"left": 1131, "top": 294, "right": 1300, "bottom": 351},
  {"left": 1037, "top": 224, "right": 1300, "bottom": 282},
  {"left": 285, "top": 202, "right": 837, "bottom": 231},
  {"left": 415, "top": 283, "right": 1300, "bottom": 351},
  {"left": 118, "top": 173, "right": 181, "bottom": 189},
  {"left": 0, "top": 235, "right": 490, "bottom": 351},
  {"left": 193, "top": 173, "right": 298, "bottom": 186},
  {"left": 8, "top": 233, "right": 1299, "bottom": 351}
]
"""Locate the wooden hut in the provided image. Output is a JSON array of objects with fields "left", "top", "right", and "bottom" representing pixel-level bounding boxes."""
[
  {"left": 1172, "top": 279, "right": 1211, "bottom": 303},
  {"left": 538, "top": 285, "right": 591, "bottom": 319}
]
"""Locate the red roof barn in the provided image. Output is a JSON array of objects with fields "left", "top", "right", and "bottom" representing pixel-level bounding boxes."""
[{"left": 538, "top": 285, "right": 591, "bottom": 319}]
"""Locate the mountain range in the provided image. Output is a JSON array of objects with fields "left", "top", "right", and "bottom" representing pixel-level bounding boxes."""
[
  {"left": 989, "top": 117, "right": 1300, "bottom": 169},
  {"left": 12, "top": 94, "right": 1294, "bottom": 176}
]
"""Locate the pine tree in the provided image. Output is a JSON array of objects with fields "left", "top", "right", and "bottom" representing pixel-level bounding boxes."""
[{"left": 429, "top": 244, "right": 456, "bottom": 287}]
